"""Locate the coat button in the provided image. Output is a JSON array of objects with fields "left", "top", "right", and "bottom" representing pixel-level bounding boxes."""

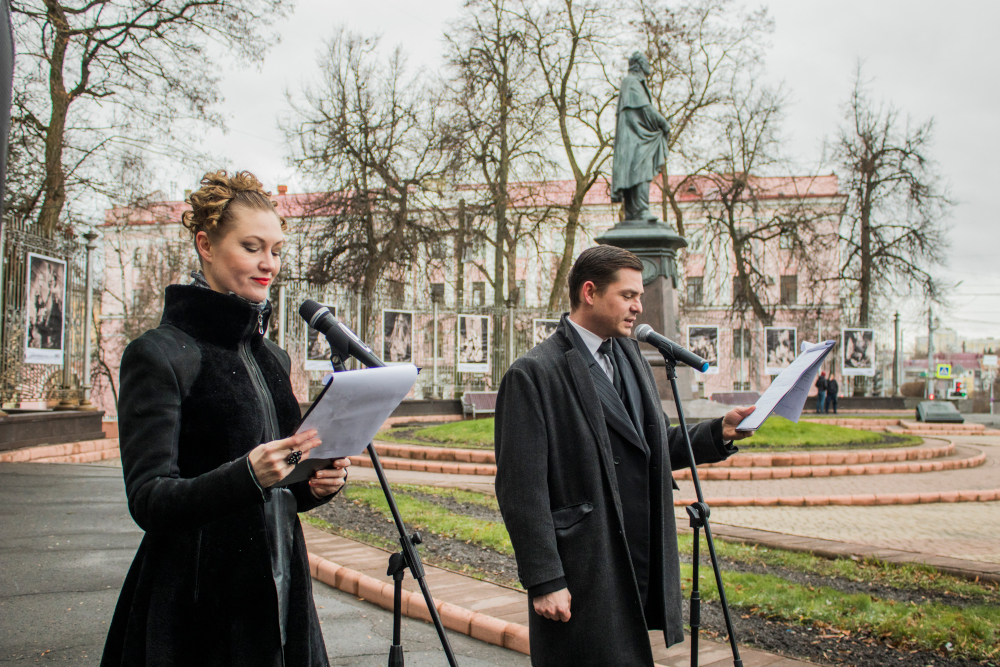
[{"left": 614, "top": 456, "right": 621, "bottom": 465}]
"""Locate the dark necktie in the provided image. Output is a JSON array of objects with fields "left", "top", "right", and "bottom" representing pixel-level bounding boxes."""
[{"left": 597, "top": 339, "right": 624, "bottom": 399}]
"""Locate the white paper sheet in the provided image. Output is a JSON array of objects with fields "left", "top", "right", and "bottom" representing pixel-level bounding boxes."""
[
  {"left": 275, "top": 364, "right": 418, "bottom": 486},
  {"left": 737, "top": 340, "right": 836, "bottom": 431}
]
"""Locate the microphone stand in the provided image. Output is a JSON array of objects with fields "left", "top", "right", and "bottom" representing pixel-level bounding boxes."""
[
  {"left": 655, "top": 350, "right": 743, "bottom": 667},
  {"left": 327, "top": 347, "right": 460, "bottom": 667}
]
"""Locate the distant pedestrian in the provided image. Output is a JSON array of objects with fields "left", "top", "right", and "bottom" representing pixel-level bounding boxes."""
[
  {"left": 826, "top": 375, "right": 839, "bottom": 414},
  {"left": 815, "top": 371, "right": 828, "bottom": 413}
]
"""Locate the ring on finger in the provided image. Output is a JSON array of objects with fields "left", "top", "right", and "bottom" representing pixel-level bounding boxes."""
[{"left": 285, "top": 450, "right": 302, "bottom": 466}]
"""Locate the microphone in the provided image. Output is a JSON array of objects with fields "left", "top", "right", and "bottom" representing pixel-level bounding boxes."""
[
  {"left": 633, "top": 323, "right": 710, "bottom": 373},
  {"left": 299, "top": 299, "right": 385, "bottom": 368}
]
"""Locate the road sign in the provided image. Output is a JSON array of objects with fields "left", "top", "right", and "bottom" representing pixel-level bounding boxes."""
[
  {"left": 983, "top": 354, "right": 998, "bottom": 368},
  {"left": 935, "top": 363, "right": 952, "bottom": 379}
]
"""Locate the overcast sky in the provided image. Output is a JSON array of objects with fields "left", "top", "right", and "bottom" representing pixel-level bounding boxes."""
[{"left": 174, "top": 0, "right": 1000, "bottom": 342}]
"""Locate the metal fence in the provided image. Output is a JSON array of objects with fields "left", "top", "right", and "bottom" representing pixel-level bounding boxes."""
[
  {"left": 0, "top": 217, "right": 86, "bottom": 406},
  {"left": 278, "top": 280, "right": 563, "bottom": 401}
]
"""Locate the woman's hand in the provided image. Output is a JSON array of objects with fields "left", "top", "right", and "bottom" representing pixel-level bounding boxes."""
[
  {"left": 309, "top": 458, "right": 350, "bottom": 498},
  {"left": 249, "top": 430, "right": 321, "bottom": 488}
]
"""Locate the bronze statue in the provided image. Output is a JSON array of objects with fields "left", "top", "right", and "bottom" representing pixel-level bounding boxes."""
[{"left": 611, "top": 52, "right": 671, "bottom": 223}]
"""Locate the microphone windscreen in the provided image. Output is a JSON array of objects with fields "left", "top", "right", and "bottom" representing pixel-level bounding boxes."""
[
  {"left": 299, "top": 299, "right": 323, "bottom": 323},
  {"left": 633, "top": 323, "right": 654, "bottom": 342}
]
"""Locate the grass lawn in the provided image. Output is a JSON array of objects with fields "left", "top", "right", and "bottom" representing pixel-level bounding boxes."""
[
  {"left": 381, "top": 416, "right": 920, "bottom": 451},
  {"left": 310, "top": 482, "right": 999, "bottom": 662}
]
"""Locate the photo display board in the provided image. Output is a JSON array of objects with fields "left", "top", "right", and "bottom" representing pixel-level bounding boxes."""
[
  {"left": 382, "top": 309, "right": 414, "bottom": 364},
  {"left": 457, "top": 314, "right": 490, "bottom": 373},
  {"left": 532, "top": 318, "right": 560, "bottom": 346},
  {"left": 687, "top": 325, "right": 720, "bottom": 374},
  {"left": 764, "top": 327, "right": 797, "bottom": 375},
  {"left": 304, "top": 304, "right": 338, "bottom": 371},
  {"left": 842, "top": 329, "right": 875, "bottom": 377},
  {"left": 25, "top": 253, "right": 67, "bottom": 365}
]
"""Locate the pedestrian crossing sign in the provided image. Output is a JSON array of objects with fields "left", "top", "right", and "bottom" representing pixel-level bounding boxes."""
[{"left": 935, "top": 363, "right": 952, "bottom": 379}]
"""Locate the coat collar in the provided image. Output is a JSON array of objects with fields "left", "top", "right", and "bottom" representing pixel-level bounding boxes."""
[{"left": 160, "top": 284, "right": 271, "bottom": 348}]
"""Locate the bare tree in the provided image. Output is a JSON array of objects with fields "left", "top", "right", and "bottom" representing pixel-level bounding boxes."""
[
  {"left": 635, "top": 0, "right": 772, "bottom": 236},
  {"left": 695, "top": 81, "right": 840, "bottom": 328},
  {"left": 9, "top": 0, "right": 286, "bottom": 235},
  {"left": 445, "top": 0, "right": 554, "bottom": 308},
  {"left": 518, "top": 0, "right": 619, "bottom": 310},
  {"left": 833, "top": 69, "right": 952, "bottom": 328},
  {"left": 284, "top": 30, "right": 457, "bottom": 306}
]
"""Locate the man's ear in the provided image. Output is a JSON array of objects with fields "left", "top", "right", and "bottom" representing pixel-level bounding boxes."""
[{"left": 581, "top": 281, "right": 596, "bottom": 306}]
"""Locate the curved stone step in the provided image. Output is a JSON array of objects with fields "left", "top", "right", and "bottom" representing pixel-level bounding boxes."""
[
  {"left": 0, "top": 438, "right": 119, "bottom": 463},
  {"left": 675, "top": 488, "right": 1000, "bottom": 507},
  {"left": 349, "top": 454, "right": 496, "bottom": 476},
  {"left": 704, "top": 439, "right": 954, "bottom": 468},
  {"left": 677, "top": 446, "right": 985, "bottom": 481}
]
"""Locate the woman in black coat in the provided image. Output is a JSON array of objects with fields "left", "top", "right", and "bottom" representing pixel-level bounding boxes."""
[{"left": 101, "top": 171, "right": 349, "bottom": 667}]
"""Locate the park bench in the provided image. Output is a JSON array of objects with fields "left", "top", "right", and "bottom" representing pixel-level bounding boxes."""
[{"left": 461, "top": 391, "right": 498, "bottom": 419}]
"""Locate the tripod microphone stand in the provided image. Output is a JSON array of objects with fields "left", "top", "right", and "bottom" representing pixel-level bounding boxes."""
[
  {"left": 325, "top": 346, "right": 460, "bottom": 667},
  {"left": 657, "top": 352, "right": 744, "bottom": 667}
]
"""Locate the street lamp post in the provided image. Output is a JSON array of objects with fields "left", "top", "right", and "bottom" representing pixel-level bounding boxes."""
[{"left": 77, "top": 231, "right": 99, "bottom": 410}]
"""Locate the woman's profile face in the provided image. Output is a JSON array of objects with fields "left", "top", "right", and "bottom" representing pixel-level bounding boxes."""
[{"left": 196, "top": 206, "right": 284, "bottom": 303}]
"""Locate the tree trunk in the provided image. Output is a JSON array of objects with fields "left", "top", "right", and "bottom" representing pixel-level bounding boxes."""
[
  {"left": 455, "top": 199, "right": 466, "bottom": 309},
  {"left": 547, "top": 199, "right": 582, "bottom": 312},
  {"left": 37, "top": 1, "right": 72, "bottom": 236}
]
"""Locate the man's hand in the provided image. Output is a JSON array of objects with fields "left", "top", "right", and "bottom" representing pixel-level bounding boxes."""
[
  {"left": 722, "top": 405, "right": 756, "bottom": 441},
  {"left": 533, "top": 588, "right": 571, "bottom": 622}
]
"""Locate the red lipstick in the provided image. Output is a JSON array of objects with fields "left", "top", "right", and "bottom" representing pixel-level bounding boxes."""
[{"left": 251, "top": 277, "right": 271, "bottom": 286}]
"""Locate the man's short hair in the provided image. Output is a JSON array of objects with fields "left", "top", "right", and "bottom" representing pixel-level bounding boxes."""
[{"left": 568, "top": 245, "right": 644, "bottom": 310}]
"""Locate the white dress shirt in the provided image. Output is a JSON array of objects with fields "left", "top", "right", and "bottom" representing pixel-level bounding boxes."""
[{"left": 567, "top": 317, "right": 615, "bottom": 382}]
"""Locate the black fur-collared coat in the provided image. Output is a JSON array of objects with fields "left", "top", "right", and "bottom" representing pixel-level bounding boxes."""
[
  {"left": 495, "top": 317, "right": 734, "bottom": 666},
  {"left": 101, "top": 285, "right": 331, "bottom": 667}
]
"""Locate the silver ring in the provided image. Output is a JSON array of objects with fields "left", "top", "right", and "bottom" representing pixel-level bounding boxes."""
[{"left": 286, "top": 451, "right": 302, "bottom": 466}]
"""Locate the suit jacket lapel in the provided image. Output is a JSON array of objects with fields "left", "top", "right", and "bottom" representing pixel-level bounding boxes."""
[{"left": 562, "top": 318, "right": 644, "bottom": 449}]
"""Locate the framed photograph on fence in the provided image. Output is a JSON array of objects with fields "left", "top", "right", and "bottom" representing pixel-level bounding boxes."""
[
  {"left": 304, "top": 304, "right": 338, "bottom": 371},
  {"left": 382, "top": 310, "right": 414, "bottom": 364},
  {"left": 457, "top": 314, "right": 490, "bottom": 373},
  {"left": 764, "top": 327, "right": 796, "bottom": 375},
  {"left": 687, "top": 325, "right": 720, "bottom": 374},
  {"left": 532, "top": 318, "right": 560, "bottom": 346},
  {"left": 843, "top": 329, "right": 875, "bottom": 376},
  {"left": 24, "top": 252, "right": 67, "bottom": 365}
]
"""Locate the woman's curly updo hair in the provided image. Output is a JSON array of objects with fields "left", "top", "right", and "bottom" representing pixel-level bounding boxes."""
[{"left": 181, "top": 170, "right": 287, "bottom": 240}]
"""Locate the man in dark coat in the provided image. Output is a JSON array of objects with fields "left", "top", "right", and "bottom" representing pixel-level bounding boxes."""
[
  {"left": 495, "top": 245, "right": 755, "bottom": 666},
  {"left": 815, "top": 371, "right": 828, "bottom": 414}
]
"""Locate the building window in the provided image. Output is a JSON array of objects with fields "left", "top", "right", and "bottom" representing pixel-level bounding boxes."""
[
  {"left": 430, "top": 283, "right": 445, "bottom": 302},
  {"left": 388, "top": 279, "right": 406, "bottom": 308},
  {"left": 732, "top": 276, "right": 747, "bottom": 306},
  {"left": 733, "top": 381, "right": 751, "bottom": 391},
  {"left": 472, "top": 282, "right": 485, "bottom": 307},
  {"left": 732, "top": 328, "right": 751, "bottom": 358},
  {"left": 429, "top": 240, "right": 448, "bottom": 260},
  {"left": 779, "top": 231, "right": 794, "bottom": 250},
  {"left": 686, "top": 276, "right": 704, "bottom": 306},
  {"left": 516, "top": 280, "right": 527, "bottom": 307},
  {"left": 780, "top": 275, "right": 798, "bottom": 305}
]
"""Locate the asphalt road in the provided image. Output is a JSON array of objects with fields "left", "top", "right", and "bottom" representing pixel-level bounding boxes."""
[{"left": 0, "top": 462, "right": 529, "bottom": 666}]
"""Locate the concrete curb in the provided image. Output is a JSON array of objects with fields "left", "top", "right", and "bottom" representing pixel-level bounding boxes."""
[
  {"left": 307, "top": 553, "right": 530, "bottom": 655},
  {"left": 676, "top": 487, "right": 1000, "bottom": 507}
]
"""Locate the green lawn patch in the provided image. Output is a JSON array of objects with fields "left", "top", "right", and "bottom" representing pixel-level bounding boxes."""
[
  {"left": 684, "top": 564, "right": 1000, "bottom": 662},
  {"left": 382, "top": 416, "right": 919, "bottom": 452},
  {"left": 343, "top": 483, "right": 512, "bottom": 554},
  {"left": 737, "top": 416, "right": 920, "bottom": 451}
]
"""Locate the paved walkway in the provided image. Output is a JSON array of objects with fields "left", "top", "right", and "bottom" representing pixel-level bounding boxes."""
[{"left": 0, "top": 463, "right": 527, "bottom": 666}]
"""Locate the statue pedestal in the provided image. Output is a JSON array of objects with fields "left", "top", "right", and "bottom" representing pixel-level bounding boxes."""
[{"left": 596, "top": 221, "right": 693, "bottom": 402}]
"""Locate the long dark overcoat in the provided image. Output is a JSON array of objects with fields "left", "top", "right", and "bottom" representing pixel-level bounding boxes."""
[
  {"left": 101, "top": 285, "right": 331, "bottom": 667},
  {"left": 495, "top": 318, "right": 733, "bottom": 666}
]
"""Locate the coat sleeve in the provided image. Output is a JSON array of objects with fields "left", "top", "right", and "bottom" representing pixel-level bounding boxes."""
[
  {"left": 665, "top": 417, "right": 735, "bottom": 472},
  {"left": 494, "top": 365, "right": 565, "bottom": 593},
  {"left": 119, "top": 334, "right": 266, "bottom": 533}
]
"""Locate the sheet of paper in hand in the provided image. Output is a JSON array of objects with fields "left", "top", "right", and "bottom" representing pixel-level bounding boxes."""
[
  {"left": 737, "top": 340, "right": 836, "bottom": 432},
  {"left": 275, "top": 364, "right": 418, "bottom": 486}
]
